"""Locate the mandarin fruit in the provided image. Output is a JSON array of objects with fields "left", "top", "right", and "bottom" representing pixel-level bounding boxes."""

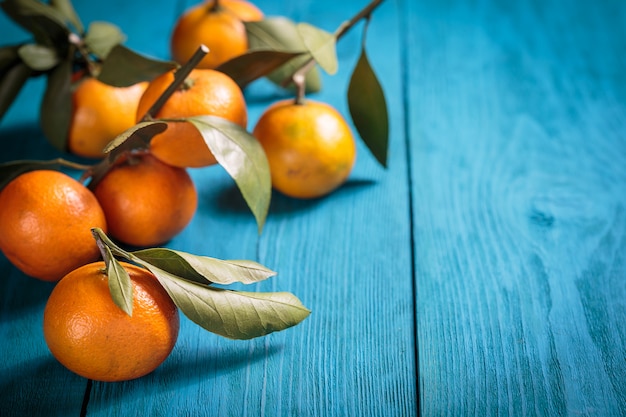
[
  {"left": 136, "top": 68, "right": 247, "bottom": 168},
  {"left": 252, "top": 99, "right": 357, "bottom": 199},
  {"left": 170, "top": 0, "right": 263, "bottom": 69},
  {"left": 43, "top": 261, "right": 179, "bottom": 382},
  {"left": 68, "top": 76, "right": 148, "bottom": 159},
  {"left": 93, "top": 154, "right": 197, "bottom": 247},
  {"left": 0, "top": 170, "right": 107, "bottom": 281}
]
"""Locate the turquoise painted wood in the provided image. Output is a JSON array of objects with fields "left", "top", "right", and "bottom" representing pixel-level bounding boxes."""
[
  {"left": 407, "top": 0, "right": 626, "bottom": 415},
  {"left": 1, "top": 0, "right": 625, "bottom": 416},
  {"left": 1, "top": 0, "right": 415, "bottom": 416}
]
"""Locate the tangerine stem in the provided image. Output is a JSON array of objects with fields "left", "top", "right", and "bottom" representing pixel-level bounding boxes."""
[
  {"left": 91, "top": 228, "right": 130, "bottom": 260},
  {"left": 50, "top": 157, "right": 92, "bottom": 172},
  {"left": 92, "top": 228, "right": 113, "bottom": 265},
  {"left": 68, "top": 33, "right": 99, "bottom": 77},
  {"left": 334, "top": 0, "right": 384, "bottom": 40},
  {"left": 286, "top": 0, "right": 385, "bottom": 99},
  {"left": 140, "top": 45, "right": 209, "bottom": 121}
]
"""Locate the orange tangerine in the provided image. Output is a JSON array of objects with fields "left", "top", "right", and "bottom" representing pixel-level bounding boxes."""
[{"left": 170, "top": 0, "right": 264, "bottom": 69}]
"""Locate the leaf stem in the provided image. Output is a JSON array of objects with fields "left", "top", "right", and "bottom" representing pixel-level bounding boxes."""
[
  {"left": 334, "top": 0, "right": 384, "bottom": 40},
  {"left": 52, "top": 157, "right": 92, "bottom": 171},
  {"left": 140, "top": 45, "right": 209, "bottom": 121},
  {"left": 91, "top": 227, "right": 131, "bottom": 260},
  {"left": 68, "top": 33, "right": 98, "bottom": 77}
]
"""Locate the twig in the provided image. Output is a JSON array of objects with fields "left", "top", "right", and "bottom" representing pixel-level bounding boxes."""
[
  {"left": 288, "top": 0, "right": 385, "bottom": 101},
  {"left": 82, "top": 46, "right": 209, "bottom": 188},
  {"left": 334, "top": 0, "right": 383, "bottom": 40},
  {"left": 140, "top": 45, "right": 209, "bottom": 121}
]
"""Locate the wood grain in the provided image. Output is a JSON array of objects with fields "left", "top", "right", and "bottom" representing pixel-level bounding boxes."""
[
  {"left": 0, "top": 0, "right": 416, "bottom": 416},
  {"left": 0, "top": 9, "right": 88, "bottom": 417},
  {"left": 406, "top": 0, "right": 626, "bottom": 415},
  {"left": 82, "top": 0, "right": 416, "bottom": 415},
  {"left": 5, "top": 0, "right": 623, "bottom": 415}
]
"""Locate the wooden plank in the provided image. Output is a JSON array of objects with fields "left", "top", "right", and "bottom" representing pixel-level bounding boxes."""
[
  {"left": 1, "top": 0, "right": 417, "bottom": 415},
  {"left": 406, "top": 0, "right": 626, "bottom": 415},
  {"left": 0, "top": 1, "right": 188, "bottom": 417},
  {"left": 76, "top": 0, "right": 417, "bottom": 416},
  {"left": 0, "top": 10, "right": 87, "bottom": 417}
]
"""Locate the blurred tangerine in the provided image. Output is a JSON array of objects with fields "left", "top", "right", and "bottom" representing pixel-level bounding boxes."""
[{"left": 170, "top": 0, "right": 264, "bottom": 69}]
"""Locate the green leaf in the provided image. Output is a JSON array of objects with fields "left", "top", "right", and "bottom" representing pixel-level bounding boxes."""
[
  {"left": 17, "top": 43, "right": 59, "bottom": 71},
  {"left": 245, "top": 18, "right": 321, "bottom": 92},
  {"left": 0, "top": 45, "right": 21, "bottom": 73},
  {"left": 216, "top": 49, "right": 305, "bottom": 89},
  {"left": 145, "top": 265, "right": 310, "bottom": 340},
  {"left": 246, "top": 17, "right": 297, "bottom": 50},
  {"left": 0, "top": 0, "right": 69, "bottom": 46},
  {"left": 186, "top": 115, "right": 271, "bottom": 232},
  {"left": 0, "top": 0, "right": 67, "bottom": 27},
  {"left": 296, "top": 23, "right": 338, "bottom": 75},
  {"left": 97, "top": 45, "right": 177, "bottom": 87},
  {"left": 40, "top": 54, "right": 72, "bottom": 151},
  {"left": 132, "top": 247, "right": 276, "bottom": 286},
  {"left": 348, "top": 47, "right": 389, "bottom": 168},
  {"left": 84, "top": 21, "right": 126, "bottom": 59},
  {"left": 131, "top": 248, "right": 208, "bottom": 285},
  {"left": 86, "top": 121, "right": 168, "bottom": 188},
  {"left": 0, "top": 60, "right": 33, "bottom": 121},
  {"left": 102, "top": 121, "right": 168, "bottom": 156},
  {"left": 105, "top": 247, "right": 134, "bottom": 316},
  {"left": 50, "top": 0, "right": 83, "bottom": 33}
]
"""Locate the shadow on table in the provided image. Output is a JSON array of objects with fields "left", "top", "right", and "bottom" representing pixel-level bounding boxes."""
[
  {"left": 83, "top": 343, "right": 283, "bottom": 413},
  {"left": 242, "top": 80, "right": 294, "bottom": 105},
  {"left": 213, "top": 178, "right": 377, "bottom": 217},
  {"left": 0, "top": 355, "right": 87, "bottom": 417},
  {"left": 0, "top": 123, "right": 64, "bottom": 163},
  {"left": 0, "top": 264, "right": 55, "bottom": 321},
  {"left": 160, "top": 342, "right": 283, "bottom": 380}
]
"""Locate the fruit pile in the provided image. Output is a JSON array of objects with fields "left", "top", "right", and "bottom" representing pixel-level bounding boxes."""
[{"left": 0, "top": 0, "right": 388, "bottom": 382}]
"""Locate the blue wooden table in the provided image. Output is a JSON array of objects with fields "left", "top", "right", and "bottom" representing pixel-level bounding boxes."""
[{"left": 1, "top": 0, "right": 625, "bottom": 416}]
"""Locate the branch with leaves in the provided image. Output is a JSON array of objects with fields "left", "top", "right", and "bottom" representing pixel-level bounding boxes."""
[
  {"left": 1, "top": 0, "right": 389, "bottom": 167},
  {"left": 0, "top": 0, "right": 176, "bottom": 148},
  {"left": 217, "top": 0, "right": 389, "bottom": 167},
  {"left": 92, "top": 228, "right": 310, "bottom": 340},
  {"left": 0, "top": 0, "right": 393, "bottom": 346},
  {"left": 0, "top": 44, "right": 274, "bottom": 232}
]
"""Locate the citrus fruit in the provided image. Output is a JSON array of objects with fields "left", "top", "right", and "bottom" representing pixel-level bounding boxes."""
[
  {"left": 43, "top": 261, "right": 179, "bottom": 382},
  {"left": 252, "top": 99, "right": 357, "bottom": 199},
  {"left": 170, "top": 0, "right": 264, "bottom": 69},
  {"left": 68, "top": 76, "right": 148, "bottom": 159},
  {"left": 136, "top": 68, "right": 248, "bottom": 168},
  {"left": 0, "top": 170, "right": 107, "bottom": 281},
  {"left": 93, "top": 153, "right": 198, "bottom": 247}
]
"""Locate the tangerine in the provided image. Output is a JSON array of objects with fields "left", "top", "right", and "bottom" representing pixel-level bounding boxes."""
[
  {"left": 93, "top": 154, "right": 198, "bottom": 247},
  {"left": 136, "top": 68, "right": 247, "bottom": 168},
  {"left": 68, "top": 76, "right": 148, "bottom": 159},
  {"left": 43, "top": 261, "right": 180, "bottom": 382},
  {"left": 0, "top": 170, "right": 107, "bottom": 281},
  {"left": 170, "top": 0, "right": 264, "bottom": 69},
  {"left": 252, "top": 99, "right": 357, "bottom": 199}
]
